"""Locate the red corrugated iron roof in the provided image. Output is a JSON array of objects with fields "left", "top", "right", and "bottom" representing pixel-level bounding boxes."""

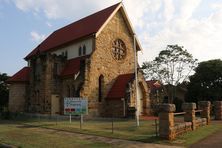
[
  {"left": 60, "top": 56, "right": 89, "bottom": 77},
  {"left": 7, "top": 67, "right": 30, "bottom": 83},
  {"left": 25, "top": 3, "right": 120, "bottom": 60},
  {"left": 146, "top": 80, "right": 162, "bottom": 92},
  {"left": 106, "top": 73, "right": 134, "bottom": 99}
]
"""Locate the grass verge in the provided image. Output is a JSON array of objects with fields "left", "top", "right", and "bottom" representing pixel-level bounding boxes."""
[{"left": 1, "top": 119, "right": 222, "bottom": 147}]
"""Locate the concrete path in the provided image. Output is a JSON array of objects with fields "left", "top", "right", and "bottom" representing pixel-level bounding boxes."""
[{"left": 30, "top": 126, "right": 182, "bottom": 148}]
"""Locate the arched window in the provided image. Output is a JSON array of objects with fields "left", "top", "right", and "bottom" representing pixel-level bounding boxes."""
[
  {"left": 72, "top": 85, "right": 76, "bottom": 97},
  {"left": 98, "top": 75, "right": 104, "bottom": 102},
  {"left": 83, "top": 45, "right": 86, "bottom": 55},
  {"left": 65, "top": 51, "right": 68, "bottom": 57},
  {"left": 78, "top": 46, "right": 82, "bottom": 56},
  {"left": 37, "top": 90, "right": 40, "bottom": 105},
  {"left": 67, "top": 85, "right": 70, "bottom": 97}
]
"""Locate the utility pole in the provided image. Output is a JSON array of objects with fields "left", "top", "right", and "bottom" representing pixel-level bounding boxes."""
[{"left": 134, "top": 34, "right": 139, "bottom": 127}]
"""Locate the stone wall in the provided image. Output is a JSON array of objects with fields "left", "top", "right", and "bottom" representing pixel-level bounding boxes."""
[
  {"left": 214, "top": 101, "right": 222, "bottom": 120},
  {"left": 8, "top": 83, "right": 28, "bottom": 112},
  {"left": 80, "top": 10, "right": 149, "bottom": 117},
  {"left": 61, "top": 75, "right": 84, "bottom": 114},
  {"left": 198, "top": 101, "right": 211, "bottom": 124},
  {"left": 182, "top": 103, "right": 197, "bottom": 130},
  {"left": 105, "top": 99, "right": 124, "bottom": 117},
  {"left": 159, "top": 102, "right": 210, "bottom": 140},
  {"left": 29, "top": 54, "right": 65, "bottom": 113},
  {"left": 158, "top": 104, "right": 176, "bottom": 140}
]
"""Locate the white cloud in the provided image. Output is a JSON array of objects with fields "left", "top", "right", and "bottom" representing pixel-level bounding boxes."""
[
  {"left": 14, "top": 0, "right": 119, "bottom": 20},
  {"left": 211, "top": 2, "right": 222, "bottom": 10},
  {"left": 46, "top": 22, "right": 52, "bottom": 27},
  {"left": 13, "top": 0, "right": 222, "bottom": 63},
  {"left": 30, "top": 31, "right": 46, "bottom": 42},
  {"left": 179, "top": 0, "right": 202, "bottom": 20},
  {"left": 139, "top": 0, "right": 222, "bottom": 64},
  {"left": 163, "top": 0, "right": 174, "bottom": 22},
  {"left": 123, "top": 0, "right": 162, "bottom": 28},
  {"left": 13, "top": 0, "right": 162, "bottom": 28}
]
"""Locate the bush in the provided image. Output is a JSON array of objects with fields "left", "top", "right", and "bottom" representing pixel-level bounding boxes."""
[
  {"left": 173, "top": 97, "right": 184, "bottom": 112},
  {"left": 0, "top": 107, "right": 12, "bottom": 119}
]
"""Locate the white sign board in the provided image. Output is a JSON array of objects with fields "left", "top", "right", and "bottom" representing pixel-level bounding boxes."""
[{"left": 64, "top": 97, "right": 88, "bottom": 115}]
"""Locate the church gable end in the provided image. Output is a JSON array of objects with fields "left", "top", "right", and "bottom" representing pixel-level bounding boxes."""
[
  {"left": 8, "top": 3, "right": 150, "bottom": 117},
  {"left": 80, "top": 7, "right": 137, "bottom": 116}
]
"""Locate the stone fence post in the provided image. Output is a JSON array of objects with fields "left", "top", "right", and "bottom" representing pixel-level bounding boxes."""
[
  {"left": 158, "top": 104, "right": 175, "bottom": 140},
  {"left": 198, "top": 101, "right": 211, "bottom": 124},
  {"left": 182, "top": 103, "right": 196, "bottom": 130},
  {"left": 214, "top": 101, "right": 222, "bottom": 120}
]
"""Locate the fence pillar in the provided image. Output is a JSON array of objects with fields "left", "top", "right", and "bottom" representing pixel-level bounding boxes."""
[
  {"left": 158, "top": 104, "right": 175, "bottom": 140},
  {"left": 182, "top": 103, "right": 196, "bottom": 130},
  {"left": 198, "top": 101, "right": 211, "bottom": 125},
  {"left": 214, "top": 101, "right": 222, "bottom": 120}
]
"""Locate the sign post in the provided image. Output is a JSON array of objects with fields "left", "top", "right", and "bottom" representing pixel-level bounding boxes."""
[{"left": 64, "top": 97, "right": 88, "bottom": 125}]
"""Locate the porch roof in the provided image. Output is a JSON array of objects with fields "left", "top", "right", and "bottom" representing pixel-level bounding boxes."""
[{"left": 106, "top": 73, "right": 134, "bottom": 99}]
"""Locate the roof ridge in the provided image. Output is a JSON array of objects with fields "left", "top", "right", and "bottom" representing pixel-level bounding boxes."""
[{"left": 54, "top": 3, "right": 121, "bottom": 34}]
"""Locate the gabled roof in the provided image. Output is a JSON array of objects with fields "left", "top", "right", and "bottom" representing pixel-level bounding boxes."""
[
  {"left": 60, "top": 56, "right": 89, "bottom": 77},
  {"left": 25, "top": 2, "right": 142, "bottom": 60},
  {"left": 25, "top": 3, "right": 120, "bottom": 60},
  {"left": 7, "top": 67, "right": 30, "bottom": 83},
  {"left": 106, "top": 73, "right": 134, "bottom": 99}
]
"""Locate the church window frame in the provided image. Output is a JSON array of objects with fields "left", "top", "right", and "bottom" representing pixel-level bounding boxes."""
[
  {"left": 78, "top": 46, "right": 82, "bottom": 56},
  {"left": 98, "top": 75, "right": 104, "bottom": 102},
  {"left": 111, "top": 39, "right": 127, "bottom": 61},
  {"left": 65, "top": 50, "right": 68, "bottom": 57},
  {"left": 67, "top": 85, "right": 71, "bottom": 97},
  {"left": 72, "top": 85, "right": 76, "bottom": 97},
  {"left": 83, "top": 45, "right": 86, "bottom": 55}
]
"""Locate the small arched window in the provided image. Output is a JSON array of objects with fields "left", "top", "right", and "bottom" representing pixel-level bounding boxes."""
[
  {"left": 78, "top": 46, "right": 82, "bottom": 56},
  {"left": 65, "top": 51, "right": 68, "bottom": 57},
  {"left": 72, "top": 85, "right": 76, "bottom": 97},
  {"left": 98, "top": 75, "right": 104, "bottom": 102},
  {"left": 83, "top": 45, "right": 86, "bottom": 55},
  {"left": 67, "top": 85, "right": 70, "bottom": 97},
  {"left": 36, "top": 90, "right": 40, "bottom": 105}
]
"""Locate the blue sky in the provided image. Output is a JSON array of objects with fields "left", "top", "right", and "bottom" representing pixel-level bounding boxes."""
[{"left": 0, "top": 0, "right": 222, "bottom": 76}]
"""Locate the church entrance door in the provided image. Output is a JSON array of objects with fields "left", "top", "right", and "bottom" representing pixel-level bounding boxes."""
[{"left": 51, "top": 94, "right": 60, "bottom": 114}]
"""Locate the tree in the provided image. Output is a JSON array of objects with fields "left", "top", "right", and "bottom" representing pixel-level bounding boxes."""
[
  {"left": 142, "top": 45, "right": 197, "bottom": 103},
  {"left": 186, "top": 59, "right": 222, "bottom": 103},
  {"left": 0, "top": 73, "right": 9, "bottom": 108}
]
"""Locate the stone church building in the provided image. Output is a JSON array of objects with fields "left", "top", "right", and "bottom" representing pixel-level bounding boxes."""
[{"left": 7, "top": 3, "right": 150, "bottom": 117}]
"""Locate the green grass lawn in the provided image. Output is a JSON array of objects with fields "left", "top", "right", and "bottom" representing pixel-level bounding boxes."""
[
  {"left": 1, "top": 118, "right": 222, "bottom": 147},
  {"left": 0, "top": 121, "right": 111, "bottom": 148},
  {"left": 137, "top": 124, "right": 222, "bottom": 147},
  {"left": 173, "top": 124, "right": 222, "bottom": 146},
  {"left": 21, "top": 118, "right": 158, "bottom": 141}
]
